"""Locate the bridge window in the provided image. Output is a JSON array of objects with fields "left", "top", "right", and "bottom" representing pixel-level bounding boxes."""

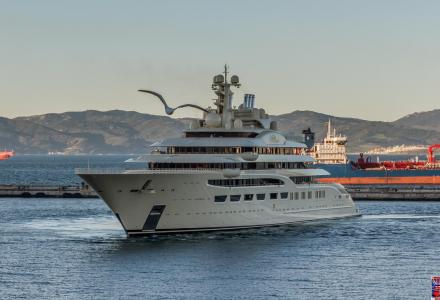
[{"left": 290, "top": 176, "right": 312, "bottom": 184}]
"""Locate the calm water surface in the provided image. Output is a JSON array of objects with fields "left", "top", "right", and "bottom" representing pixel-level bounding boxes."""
[
  {"left": 0, "top": 155, "right": 439, "bottom": 299},
  {"left": 1, "top": 199, "right": 439, "bottom": 299}
]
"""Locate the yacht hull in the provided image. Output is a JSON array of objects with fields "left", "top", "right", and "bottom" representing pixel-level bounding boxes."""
[{"left": 78, "top": 171, "right": 360, "bottom": 236}]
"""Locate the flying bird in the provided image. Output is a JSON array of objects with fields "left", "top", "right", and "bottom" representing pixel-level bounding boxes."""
[{"left": 138, "top": 90, "right": 209, "bottom": 115}]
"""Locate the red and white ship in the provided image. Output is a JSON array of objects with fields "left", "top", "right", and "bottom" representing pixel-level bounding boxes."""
[
  {"left": 0, "top": 150, "right": 15, "bottom": 160},
  {"left": 304, "top": 122, "right": 440, "bottom": 186}
]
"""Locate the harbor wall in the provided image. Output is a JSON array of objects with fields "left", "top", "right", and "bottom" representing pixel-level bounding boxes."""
[
  {"left": 0, "top": 184, "right": 97, "bottom": 198},
  {"left": 1, "top": 184, "right": 440, "bottom": 200},
  {"left": 318, "top": 176, "right": 440, "bottom": 185}
]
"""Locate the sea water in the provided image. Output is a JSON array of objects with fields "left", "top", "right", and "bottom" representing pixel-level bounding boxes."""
[{"left": 0, "top": 155, "right": 439, "bottom": 299}]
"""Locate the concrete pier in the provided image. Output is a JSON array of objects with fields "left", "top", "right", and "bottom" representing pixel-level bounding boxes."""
[
  {"left": 0, "top": 184, "right": 98, "bottom": 198},
  {"left": 346, "top": 186, "right": 440, "bottom": 200},
  {"left": 1, "top": 184, "right": 440, "bottom": 200}
]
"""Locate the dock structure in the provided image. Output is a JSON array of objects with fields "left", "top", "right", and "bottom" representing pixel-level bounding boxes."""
[
  {"left": 346, "top": 186, "right": 440, "bottom": 200},
  {"left": 1, "top": 184, "right": 440, "bottom": 200},
  {"left": 0, "top": 184, "right": 98, "bottom": 198}
]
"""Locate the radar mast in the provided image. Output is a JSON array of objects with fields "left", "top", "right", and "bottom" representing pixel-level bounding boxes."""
[{"left": 211, "top": 64, "right": 241, "bottom": 128}]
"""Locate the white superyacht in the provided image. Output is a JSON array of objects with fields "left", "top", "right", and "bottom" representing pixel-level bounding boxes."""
[{"left": 76, "top": 67, "right": 360, "bottom": 236}]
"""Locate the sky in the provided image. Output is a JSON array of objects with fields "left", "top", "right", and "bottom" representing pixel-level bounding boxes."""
[{"left": 1, "top": 0, "right": 439, "bottom": 121}]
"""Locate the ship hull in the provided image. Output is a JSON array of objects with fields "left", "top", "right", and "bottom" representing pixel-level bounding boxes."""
[
  {"left": 78, "top": 171, "right": 359, "bottom": 236},
  {"left": 315, "top": 163, "right": 440, "bottom": 185}
]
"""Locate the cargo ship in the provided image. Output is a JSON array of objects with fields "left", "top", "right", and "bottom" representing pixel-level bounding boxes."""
[
  {"left": 304, "top": 121, "right": 440, "bottom": 186},
  {"left": 0, "top": 150, "right": 14, "bottom": 160}
]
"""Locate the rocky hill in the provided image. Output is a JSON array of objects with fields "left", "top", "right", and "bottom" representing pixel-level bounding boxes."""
[
  {"left": 393, "top": 109, "right": 440, "bottom": 132},
  {"left": 1, "top": 109, "right": 439, "bottom": 154}
]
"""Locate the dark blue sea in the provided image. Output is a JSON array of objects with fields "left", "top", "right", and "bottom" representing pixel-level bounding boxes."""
[{"left": 1, "top": 155, "right": 439, "bottom": 299}]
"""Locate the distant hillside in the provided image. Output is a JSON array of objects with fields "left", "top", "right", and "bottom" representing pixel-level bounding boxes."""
[
  {"left": 393, "top": 109, "right": 440, "bottom": 132},
  {"left": 274, "top": 110, "right": 440, "bottom": 152},
  {"left": 3, "top": 110, "right": 187, "bottom": 154},
  {"left": 1, "top": 109, "right": 439, "bottom": 154}
]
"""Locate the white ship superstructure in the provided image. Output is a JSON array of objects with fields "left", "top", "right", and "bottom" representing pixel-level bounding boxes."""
[
  {"left": 76, "top": 67, "right": 360, "bottom": 236},
  {"left": 307, "top": 120, "right": 348, "bottom": 164}
]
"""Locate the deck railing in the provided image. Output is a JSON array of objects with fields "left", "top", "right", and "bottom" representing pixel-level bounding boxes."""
[{"left": 75, "top": 168, "right": 223, "bottom": 175}]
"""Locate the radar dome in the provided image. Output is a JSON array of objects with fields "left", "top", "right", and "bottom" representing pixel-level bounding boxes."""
[
  {"left": 231, "top": 75, "right": 239, "bottom": 85},
  {"left": 213, "top": 74, "right": 224, "bottom": 84},
  {"left": 205, "top": 112, "right": 222, "bottom": 128}
]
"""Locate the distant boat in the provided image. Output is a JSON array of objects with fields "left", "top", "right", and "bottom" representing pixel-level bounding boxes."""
[
  {"left": 0, "top": 150, "right": 14, "bottom": 160},
  {"left": 302, "top": 124, "right": 440, "bottom": 185}
]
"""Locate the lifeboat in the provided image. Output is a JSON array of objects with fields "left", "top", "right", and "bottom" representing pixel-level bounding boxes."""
[{"left": 0, "top": 150, "right": 14, "bottom": 160}]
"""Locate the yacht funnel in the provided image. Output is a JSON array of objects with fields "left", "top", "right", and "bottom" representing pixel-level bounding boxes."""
[{"left": 244, "top": 94, "right": 255, "bottom": 108}]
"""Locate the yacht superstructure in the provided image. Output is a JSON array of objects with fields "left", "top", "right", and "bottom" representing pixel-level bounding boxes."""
[{"left": 76, "top": 67, "right": 360, "bottom": 236}]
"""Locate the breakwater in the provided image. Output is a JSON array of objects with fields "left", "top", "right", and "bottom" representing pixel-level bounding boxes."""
[
  {"left": 2, "top": 184, "right": 440, "bottom": 200},
  {"left": 345, "top": 186, "right": 440, "bottom": 200},
  {"left": 0, "top": 184, "right": 97, "bottom": 198}
]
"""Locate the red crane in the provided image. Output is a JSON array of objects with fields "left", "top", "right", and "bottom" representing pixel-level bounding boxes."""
[{"left": 427, "top": 144, "right": 440, "bottom": 164}]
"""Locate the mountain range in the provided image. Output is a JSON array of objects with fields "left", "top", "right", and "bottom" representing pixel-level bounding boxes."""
[{"left": 1, "top": 109, "right": 439, "bottom": 154}]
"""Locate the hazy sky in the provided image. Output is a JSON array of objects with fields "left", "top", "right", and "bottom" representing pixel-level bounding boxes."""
[{"left": 1, "top": 0, "right": 439, "bottom": 121}]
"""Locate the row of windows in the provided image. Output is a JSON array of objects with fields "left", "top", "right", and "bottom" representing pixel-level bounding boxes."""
[
  {"left": 215, "top": 194, "right": 266, "bottom": 202},
  {"left": 290, "top": 176, "right": 312, "bottom": 184},
  {"left": 292, "top": 190, "right": 326, "bottom": 200},
  {"left": 166, "top": 146, "right": 303, "bottom": 155},
  {"left": 214, "top": 190, "right": 326, "bottom": 202},
  {"left": 209, "top": 177, "right": 315, "bottom": 187},
  {"left": 148, "top": 162, "right": 306, "bottom": 170},
  {"left": 208, "top": 178, "right": 284, "bottom": 187},
  {"left": 185, "top": 132, "right": 258, "bottom": 138}
]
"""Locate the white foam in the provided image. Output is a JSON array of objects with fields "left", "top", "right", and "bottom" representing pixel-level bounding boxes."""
[
  {"left": 362, "top": 214, "right": 440, "bottom": 220},
  {"left": 22, "top": 215, "right": 124, "bottom": 238}
]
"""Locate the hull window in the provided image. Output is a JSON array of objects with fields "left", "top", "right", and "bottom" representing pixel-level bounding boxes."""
[
  {"left": 280, "top": 192, "right": 288, "bottom": 199},
  {"left": 214, "top": 195, "right": 227, "bottom": 202},
  {"left": 270, "top": 193, "right": 278, "bottom": 200},
  {"left": 256, "top": 193, "right": 265, "bottom": 200},
  {"left": 244, "top": 194, "right": 254, "bottom": 201},
  {"left": 230, "top": 195, "right": 241, "bottom": 202}
]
